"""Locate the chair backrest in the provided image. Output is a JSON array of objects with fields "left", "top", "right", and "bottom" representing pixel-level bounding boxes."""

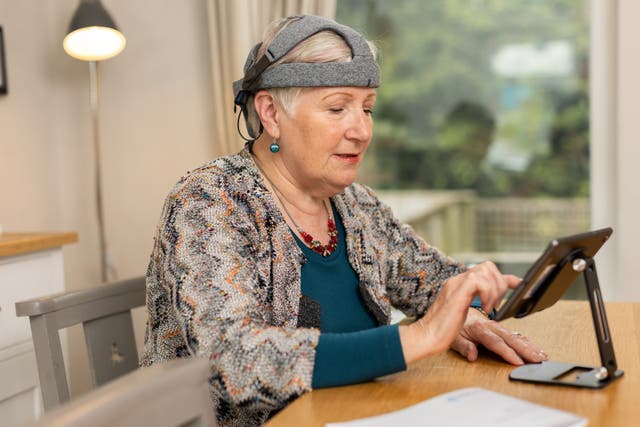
[
  {"left": 15, "top": 276, "right": 146, "bottom": 410},
  {"left": 26, "top": 357, "right": 217, "bottom": 427}
]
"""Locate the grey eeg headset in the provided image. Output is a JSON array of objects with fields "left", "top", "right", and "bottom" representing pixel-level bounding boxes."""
[{"left": 232, "top": 15, "right": 380, "bottom": 141}]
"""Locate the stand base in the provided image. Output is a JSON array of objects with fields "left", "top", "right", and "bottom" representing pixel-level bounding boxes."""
[{"left": 510, "top": 361, "right": 624, "bottom": 389}]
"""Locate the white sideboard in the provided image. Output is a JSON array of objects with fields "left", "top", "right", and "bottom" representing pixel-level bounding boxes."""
[{"left": 0, "top": 232, "right": 77, "bottom": 427}]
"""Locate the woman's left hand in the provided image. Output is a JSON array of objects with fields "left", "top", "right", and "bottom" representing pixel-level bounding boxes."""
[{"left": 450, "top": 308, "right": 548, "bottom": 365}]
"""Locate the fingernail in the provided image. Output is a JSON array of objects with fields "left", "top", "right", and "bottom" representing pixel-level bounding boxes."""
[{"left": 539, "top": 350, "right": 548, "bottom": 360}]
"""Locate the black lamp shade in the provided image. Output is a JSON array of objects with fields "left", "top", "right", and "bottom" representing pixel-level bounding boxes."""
[
  {"left": 63, "top": 0, "right": 126, "bottom": 61},
  {"left": 69, "top": 0, "right": 119, "bottom": 32}
]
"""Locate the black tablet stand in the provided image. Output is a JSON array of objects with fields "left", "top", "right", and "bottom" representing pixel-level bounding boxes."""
[{"left": 509, "top": 252, "right": 624, "bottom": 388}]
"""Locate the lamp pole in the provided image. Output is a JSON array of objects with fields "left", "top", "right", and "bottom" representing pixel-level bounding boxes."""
[
  {"left": 63, "top": 0, "right": 125, "bottom": 283},
  {"left": 89, "top": 60, "right": 109, "bottom": 282}
]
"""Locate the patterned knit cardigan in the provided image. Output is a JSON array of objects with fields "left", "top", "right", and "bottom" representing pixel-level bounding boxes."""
[{"left": 141, "top": 146, "right": 465, "bottom": 426}]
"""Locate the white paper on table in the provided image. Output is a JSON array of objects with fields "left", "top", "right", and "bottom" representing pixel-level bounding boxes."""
[{"left": 326, "top": 387, "right": 587, "bottom": 427}]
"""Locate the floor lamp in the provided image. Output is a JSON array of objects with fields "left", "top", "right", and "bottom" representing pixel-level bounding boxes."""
[{"left": 63, "top": 0, "right": 126, "bottom": 282}]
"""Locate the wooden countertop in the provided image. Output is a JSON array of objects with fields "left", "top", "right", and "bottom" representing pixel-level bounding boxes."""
[{"left": 0, "top": 232, "right": 78, "bottom": 257}]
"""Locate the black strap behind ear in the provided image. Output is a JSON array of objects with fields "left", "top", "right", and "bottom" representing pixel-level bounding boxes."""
[
  {"left": 234, "top": 91, "right": 263, "bottom": 142},
  {"left": 235, "top": 108, "right": 261, "bottom": 144}
]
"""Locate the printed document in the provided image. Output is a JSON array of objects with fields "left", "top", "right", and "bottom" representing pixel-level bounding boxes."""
[{"left": 326, "top": 387, "right": 587, "bottom": 427}]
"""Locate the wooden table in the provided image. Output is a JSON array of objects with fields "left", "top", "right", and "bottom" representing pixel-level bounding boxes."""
[{"left": 266, "top": 301, "right": 640, "bottom": 426}]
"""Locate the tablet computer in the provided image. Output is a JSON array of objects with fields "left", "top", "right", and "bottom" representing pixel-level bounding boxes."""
[{"left": 493, "top": 227, "right": 612, "bottom": 321}]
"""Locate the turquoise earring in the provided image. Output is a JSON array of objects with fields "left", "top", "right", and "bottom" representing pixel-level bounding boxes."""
[{"left": 270, "top": 139, "right": 280, "bottom": 153}]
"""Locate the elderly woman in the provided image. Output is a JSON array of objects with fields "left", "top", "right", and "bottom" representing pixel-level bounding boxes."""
[{"left": 142, "top": 15, "right": 547, "bottom": 426}]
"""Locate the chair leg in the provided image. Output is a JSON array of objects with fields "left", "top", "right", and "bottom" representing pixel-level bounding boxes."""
[{"left": 29, "top": 314, "right": 70, "bottom": 410}]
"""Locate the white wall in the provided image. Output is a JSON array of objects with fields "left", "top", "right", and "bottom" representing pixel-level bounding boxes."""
[
  {"left": 591, "top": 0, "right": 640, "bottom": 302},
  {"left": 615, "top": 1, "right": 640, "bottom": 301},
  {"left": 0, "top": 0, "right": 216, "bottom": 394}
]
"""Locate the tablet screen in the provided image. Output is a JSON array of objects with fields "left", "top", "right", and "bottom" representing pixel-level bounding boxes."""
[{"left": 493, "top": 227, "right": 612, "bottom": 321}]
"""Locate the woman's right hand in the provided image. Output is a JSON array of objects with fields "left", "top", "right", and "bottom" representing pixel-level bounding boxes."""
[{"left": 399, "top": 261, "right": 521, "bottom": 364}]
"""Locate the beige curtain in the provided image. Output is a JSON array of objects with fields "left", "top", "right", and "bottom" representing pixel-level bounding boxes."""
[{"left": 206, "top": 0, "right": 337, "bottom": 156}]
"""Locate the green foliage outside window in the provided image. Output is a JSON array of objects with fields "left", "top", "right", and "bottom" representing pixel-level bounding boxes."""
[{"left": 336, "top": 0, "right": 589, "bottom": 198}]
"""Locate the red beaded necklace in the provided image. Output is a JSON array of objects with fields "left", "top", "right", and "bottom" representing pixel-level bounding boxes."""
[
  {"left": 296, "top": 202, "right": 338, "bottom": 256},
  {"left": 254, "top": 157, "right": 338, "bottom": 256},
  {"left": 276, "top": 196, "right": 338, "bottom": 257}
]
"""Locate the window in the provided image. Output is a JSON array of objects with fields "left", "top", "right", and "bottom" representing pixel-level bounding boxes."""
[{"left": 337, "top": 0, "right": 590, "bottom": 291}]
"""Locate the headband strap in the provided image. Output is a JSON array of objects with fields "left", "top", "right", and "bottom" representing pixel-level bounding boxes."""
[{"left": 233, "top": 15, "right": 380, "bottom": 97}]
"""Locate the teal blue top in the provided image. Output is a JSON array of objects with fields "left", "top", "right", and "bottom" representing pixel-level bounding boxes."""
[{"left": 293, "top": 203, "right": 407, "bottom": 388}]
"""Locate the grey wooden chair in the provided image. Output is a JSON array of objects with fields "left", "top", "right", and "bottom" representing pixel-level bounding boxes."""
[
  {"left": 26, "top": 357, "right": 216, "bottom": 427},
  {"left": 14, "top": 276, "right": 146, "bottom": 410}
]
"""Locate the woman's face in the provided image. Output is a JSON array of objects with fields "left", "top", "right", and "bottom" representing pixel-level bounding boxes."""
[{"left": 276, "top": 86, "right": 376, "bottom": 196}]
